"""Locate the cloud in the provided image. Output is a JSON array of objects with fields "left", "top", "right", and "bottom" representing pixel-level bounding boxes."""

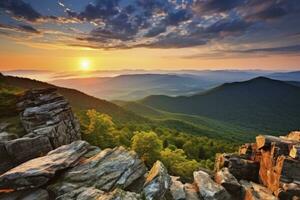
[
  {"left": 0, "top": 22, "right": 40, "bottom": 34},
  {"left": 233, "top": 44, "right": 300, "bottom": 54},
  {"left": 0, "top": 0, "right": 299, "bottom": 52},
  {"left": 194, "top": 0, "right": 245, "bottom": 13},
  {"left": 18, "top": 25, "right": 40, "bottom": 34},
  {"left": 205, "top": 19, "right": 252, "bottom": 34},
  {"left": 0, "top": 0, "right": 41, "bottom": 22}
]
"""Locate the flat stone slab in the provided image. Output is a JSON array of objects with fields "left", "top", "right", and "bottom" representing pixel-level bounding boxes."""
[
  {"left": 0, "top": 140, "right": 89, "bottom": 190},
  {"left": 49, "top": 146, "right": 147, "bottom": 196}
]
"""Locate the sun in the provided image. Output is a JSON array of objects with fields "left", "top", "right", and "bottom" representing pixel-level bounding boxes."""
[{"left": 80, "top": 59, "right": 91, "bottom": 71}]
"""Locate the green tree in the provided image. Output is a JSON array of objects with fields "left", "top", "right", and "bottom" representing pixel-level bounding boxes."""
[
  {"left": 160, "top": 148, "right": 200, "bottom": 181},
  {"left": 131, "top": 131, "right": 163, "bottom": 167},
  {"left": 83, "top": 109, "right": 115, "bottom": 148}
]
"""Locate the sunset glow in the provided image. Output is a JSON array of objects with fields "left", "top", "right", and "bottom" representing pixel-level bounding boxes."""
[
  {"left": 80, "top": 59, "right": 91, "bottom": 71},
  {"left": 0, "top": 0, "right": 299, "bottom": 71}
]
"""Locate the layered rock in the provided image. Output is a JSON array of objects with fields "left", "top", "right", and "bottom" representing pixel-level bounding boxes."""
[
  {"left": 0, "top": 140, "right": 89, "bottom": 190},
  {"left": 0, "top": 88, "right": 81, "bottom": 174},
  {"left": 240, "top": 180, "right": 278, "bottom": 200},
  {"left": 215, "top": 153, "right": 259, "bottom": 182},
  {"left": 49, "top": 146, "right": 147, "bottom": 198},
  {"left": 214, "top": 167, "right": 243, "bottom": 199},
  {"left": 215, "top": 131, "right": 300, "bottom": 200},
  {"left": 143, "top": 160, "right": 171, "bottom": 200},
  {"left": 17, "top": 88, "right": 81, "bottom": 148},
  {"left": 256, "top": 134, "right": 300, "bottom": 199},
  {"left": 194, "top": 170, "right": 230, "bottom": 200},
  {"left": 169, "top": 176, "right": 185, "bottom": 200}
]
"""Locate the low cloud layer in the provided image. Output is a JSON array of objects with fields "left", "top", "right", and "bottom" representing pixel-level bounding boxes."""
[{"left": 0, "top": 0, "right": 299, "bottom": 56}]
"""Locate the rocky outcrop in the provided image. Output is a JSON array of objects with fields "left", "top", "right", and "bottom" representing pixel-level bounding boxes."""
[
  {"left": 0, "top": 88, "right": 81, "bottom": 175},
  {"left": 49, "top": 146, "right": 147, "bottom": 197},
  {"left": 0, "top": 140, "right": 89, "bottom": 190},
  {"left": 143, "top": 160, "right": 171, "bottom": 200},
  {"left": 17, "top": 88, "right": 81, "bottom": 148},
  {"left": 194, "top": 170, "right": 231, "bottom": 200},
  {"left": 169, "top": 176, "right": 185, "bottom": 200},
  {"left": 216, "top": 131, "right": 300, "bottom": 200},
  {"left": 240, "top": 180, "right": 278, "bottom": 200},
  {"left": 1, "top": 131, "right": 298, "bottom": 200},
  {"left": 214, "top": 168, "right": 243, "bottom": 199},
  {"left": 215, "top": 153, "right": 259, "bottom": 182}
]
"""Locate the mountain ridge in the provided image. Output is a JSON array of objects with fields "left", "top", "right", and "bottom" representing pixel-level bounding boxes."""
[{"left": 139, "top": 77, "right": 300, "bottom": 135}]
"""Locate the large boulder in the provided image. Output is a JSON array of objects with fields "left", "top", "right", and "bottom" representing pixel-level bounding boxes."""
[
  {"left": 169, "top": 176, "right": 186, "bottom": 200},
  {"left": 193, "top": 170, "right": 230, "bottom": 200},
  {"left": 0, "top": 140, "right": 89, "bottom": 190},
  {"left": 49, "top": 146, "right": 147, "bottom": 196},
  {"left": 215, "top": 153, "right": 259, "bottom": 182},
  {"left": 240, "top": 180, "right": 278, "bottom": 200},
  {"left": 143, "top": 161, "right": 171, "bottom": 200},
  {"left": 5, "top": 136, "right": 53, "bottom": 164},
  {"left": 214, "top": 168, "right": 243, "bottom": 199}
]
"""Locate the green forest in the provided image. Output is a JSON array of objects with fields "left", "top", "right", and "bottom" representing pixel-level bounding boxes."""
[{"left": 80, "top": 109, "right": 237, "bottom": 181}]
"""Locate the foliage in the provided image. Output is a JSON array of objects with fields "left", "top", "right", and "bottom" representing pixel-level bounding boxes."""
[
  {"left": 79, "top": 109, "right": 238, "bottom": 180},
  {"left": 160, "top": 148, "right": 199, "bottom": 182},
  {"left": 131, "top": 131, "right": 163, "bottom": 167},
  {"left": 83, "top": 109, "right": 116, "bottom": 148}
]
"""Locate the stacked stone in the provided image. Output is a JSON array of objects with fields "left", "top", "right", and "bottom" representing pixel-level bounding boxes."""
[
  {"left": 215, "top": 131, "right": 300, "bottom": 200},
  {"left": 0, "top": 88, "right": 81, "bottom": 175},
  {"left": 17, "top": 88, "right": 81, "bottom": 148}
]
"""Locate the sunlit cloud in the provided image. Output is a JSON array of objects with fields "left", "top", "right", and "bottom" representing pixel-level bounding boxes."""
[{"left": 0, "top": 0, "right": 299, "bottom": 58}]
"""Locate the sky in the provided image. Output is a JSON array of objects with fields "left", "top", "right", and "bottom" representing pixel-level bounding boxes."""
[{"left": 0, "top": 0, "right": 300, "bottom": 72}]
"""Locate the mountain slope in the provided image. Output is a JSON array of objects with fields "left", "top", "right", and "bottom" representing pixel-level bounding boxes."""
[
  {"left": 286, "top": 81, "right": 300, "bottom": 88},
  {"left": 0, "top": 73, "right": 147, "bottom": 124},
  {"left": 117, "top": 101, "right": 251, "bottom": 140},
  {"left": 140, "top": 77, "right": 300, "bottom": 135}
]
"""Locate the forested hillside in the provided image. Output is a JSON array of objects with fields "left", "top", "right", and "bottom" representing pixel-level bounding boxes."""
[{"left": 139, "top": 77, "right": 300, "bottom": 136}]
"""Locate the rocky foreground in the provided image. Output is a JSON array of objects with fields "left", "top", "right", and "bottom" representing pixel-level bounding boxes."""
[{"left": 0, "top": 88, "right": 299, "bottom": 200}]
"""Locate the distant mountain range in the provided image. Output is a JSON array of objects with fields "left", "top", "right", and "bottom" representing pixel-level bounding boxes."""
[
  {"left": 267, "top": 71, "right": 300, "bottom": 81},
  {"left": 137, "top": 77, "right": 300, "bottom": 135},
  {"left": 0, "top": 73, "right": 249, "bottom": 141},
  {"left": 0, "top": 73, "right": 146, "bottom": 124},
  {"left": 2, "top": 71, "right": 300, "bottom": 141},
  {"left": 50, "top": 70, "right": 300, "bottom": 100}
]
